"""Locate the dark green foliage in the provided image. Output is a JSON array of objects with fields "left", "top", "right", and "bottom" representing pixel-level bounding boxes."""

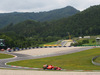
[
  {"left": 0, "top": 6, "right": 79, "bottom": 28},
  {"left": 0, "top": 5, "right": 100, "bottom": 48},
  {"left": 0, "top": 31, "right": 61, "bottom": 48},
  {"left": 82, "top": 40, "right": 89, "bottom": 44},
  {"left": 71, "top": 42, "right": 83, "bottom": 46},
  {"left": 92, "top": 40, "right": 95, "bottom": 43},
  {"left": 71, "top": 39, "right": 89, "bottom": 46},
  {"left": 48, "top": 5, "right": 100, "bottom": 36}
]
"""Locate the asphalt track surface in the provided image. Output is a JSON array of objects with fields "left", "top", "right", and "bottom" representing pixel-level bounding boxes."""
[
  {"left": 0, "top": 47, "right": 93, "bottom": 69},
  {"left": 1, "top": 47, "right": 100, "bottom": 75}
]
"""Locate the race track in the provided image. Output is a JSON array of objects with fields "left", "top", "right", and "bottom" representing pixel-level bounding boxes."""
[
  {"left": 0, "top": 47, "right": 92, "bottom": 69},
  {"left": 0, "top": 46, "right": 100, "bottom": 75}
]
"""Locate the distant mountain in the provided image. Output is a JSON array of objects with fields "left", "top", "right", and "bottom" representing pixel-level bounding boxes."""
[
  {"left": 0, "top": 6, "right": 79, "bottom": 28},
  {"left": 1, "top": 5, "right": 100, "bottom": 38},
  {"left": 1, "top": 5, "right": 100, "bottom": 48},
  {"left": 51, "top": 5, "right": 100, "bottom": 36}
]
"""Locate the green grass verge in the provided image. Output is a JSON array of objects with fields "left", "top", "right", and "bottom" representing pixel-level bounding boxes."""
[
  {"left": 94, "top": 57, "right": 100, "bottom": 63},
  {"left": 0, "top": 53, "right": 14, "bottom": 59},
  {"left": 7, "top": 48, "right": 100, "bottom": 70}
]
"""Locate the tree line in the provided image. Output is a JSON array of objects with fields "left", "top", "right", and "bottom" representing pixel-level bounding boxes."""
[{"left": 0, "top": 5, "right": 100, "bottom": 48}]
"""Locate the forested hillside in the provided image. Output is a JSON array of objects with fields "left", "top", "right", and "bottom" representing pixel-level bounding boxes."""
[
  {"left": 2, "top": 5, "right": 100, "bottom": 37},
  {"left": 0, "top": 6, "right": 79, "bottom": 28},
  {"left": 0, "top": 5, "right": 100, "bottom": 48}
]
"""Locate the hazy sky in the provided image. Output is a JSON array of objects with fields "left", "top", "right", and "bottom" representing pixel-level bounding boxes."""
[{"left": 0, "top": 0, "right": 100, "bottom": 13}]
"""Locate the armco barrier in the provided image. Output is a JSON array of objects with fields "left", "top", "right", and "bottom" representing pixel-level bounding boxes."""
[
  {"left": 40, "top": 47, "right": 43, "bottom": 48},
  {"left": 92, "top": 55, "right": 100, "bottom": 66},
  {"left": 8, "top": 50, "right": 12, "bottom": 52},
  {"left": 13, "top": 49, "right": 16, "bottom": 51},
  {"left": 7, "top": 46, "right": 73, "bottom": 52},
  {"left": 32, "top": 47, "right": 34, "bottom": 49},
  {"left": 77, "top": 45, "right": 100, "bottom": 47},
  {"left": 25, "top": 48, "right": 27, "bottom": 49}
]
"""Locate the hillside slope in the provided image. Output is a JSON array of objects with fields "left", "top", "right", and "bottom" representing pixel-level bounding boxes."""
[
  {"left": 0, "top": 6, "right": 79, "bottom": 28},
  {"left": 0, "top": 5, "right": 100, "bottom": 48},
  {"left": 1, "top": 5, "right": 100, "bottom": 37}
]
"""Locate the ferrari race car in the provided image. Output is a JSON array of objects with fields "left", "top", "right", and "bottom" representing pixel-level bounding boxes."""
[{"left": 43, "top": 64, "right": 62, "bottom": 70}]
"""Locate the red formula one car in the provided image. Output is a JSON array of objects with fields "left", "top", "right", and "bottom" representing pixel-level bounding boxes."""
[{"left": 43, "top": 64, "right": 62, "bottom": 70}]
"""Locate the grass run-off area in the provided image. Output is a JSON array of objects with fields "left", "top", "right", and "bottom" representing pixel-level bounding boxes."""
[
  {"left": 94, "top": 57, "right": 100, "bottom": 63},
  {"left": 7, "top": 48, "right": 100, "bottom": 70},
  {"left": 0, "top": 53, "right": 14, "bottom": 59}
]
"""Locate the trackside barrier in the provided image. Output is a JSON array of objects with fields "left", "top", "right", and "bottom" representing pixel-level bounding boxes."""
[
  {"left": 21, "top": 48, "right": 24, "bottom": 50},
  {"left": 39, "top": 47, "right": 42, "bottom": 48},
  {"left": 27, "top": 47, "right": 31, "bottom": 49},
  {"left": 92, "top": 55, "right": 100, "bottom": 66},
  {"left": 32, "top": 47, "right": 34, "bottom": 49},
  {"left": 13, "top": 49, "right": 16, "bottom": 51},
  {"left": 6, "top": 45, "right": 100, "bottom": 52},
  {"left": 25, "top": 48, "right": 27, "bottom": 49},
  {"left": 77, "top": 45, "right": 100, "bottom": 47},
  {"left": 8, "top": 50, "right": 12, "bottom": 52},
  {"left": 7, "top": 46, "right": 77, "bottom": 52}
]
